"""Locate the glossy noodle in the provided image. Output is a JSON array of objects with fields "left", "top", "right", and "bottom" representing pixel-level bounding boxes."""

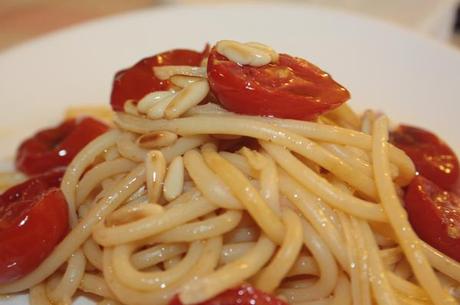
[{"left": 1, "top": 40, "right": 459, "bottom": 305}]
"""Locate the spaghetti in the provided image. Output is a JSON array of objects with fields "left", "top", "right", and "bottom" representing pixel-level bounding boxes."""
[{"left": 0, "top": 40, "right": 459, "bottom": 305}]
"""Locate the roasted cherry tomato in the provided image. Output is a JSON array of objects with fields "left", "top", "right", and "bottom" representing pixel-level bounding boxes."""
[
  {"left": 207, "top": 47, "right": 350, "bottom": 120},
  {"left": 0, "top": 168, "right": 69, "bottom": 284},
  {"left": 453, "top": 177, "right": 460, "bottom": 196},
  {"left": 405, "top": 175, "right": 460, "bottom": 261},
  {"left": 390, "top": 125, "right": 459, "bottom": 190},
  {"left": 15, "top": 117, "right": 109, "bottom": 175},
  {"left": 169, "top": 285, "right": 288, "bottom": 305},
  {"left": 111, "top": 46, "right": 209, "bottom": 111}
]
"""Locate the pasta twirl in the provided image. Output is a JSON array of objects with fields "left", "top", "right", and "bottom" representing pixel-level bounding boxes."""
[{"left": 0, "top": 39, "right": 459, "bottom": 305}]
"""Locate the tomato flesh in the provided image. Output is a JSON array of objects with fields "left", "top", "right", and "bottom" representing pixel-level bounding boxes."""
[
  {"left": 16, "top": 117, "right": 109, "bottom": 175},
  {"left": 0, "top": 168, "right": 69, "bottom": 284},
  {"left": 110, "top": 46, "right": 209, "bottom": 111},
  {"left": 404, "top": 175, "right": 460, "bottom": 261},
  {"left": 169, "top": 285, "right": 289, "bottom": 305},
  {"left": 390, "top": 125, "right": 459, "bottom": 190},
  {"left": 453, "top": 177, "right": 460, "bottom": 196},
  {"left": 207, "top": 47, "right": 350, "bottom": 120}
]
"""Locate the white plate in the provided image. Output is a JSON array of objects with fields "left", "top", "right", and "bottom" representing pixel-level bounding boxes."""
[{"left": 0, "top": 3, "right": 459, "bottom": 304}]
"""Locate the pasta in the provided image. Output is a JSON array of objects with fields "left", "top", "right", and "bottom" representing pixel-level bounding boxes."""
[{"left": 0, "top": 39, "right": 459, "bottom": 305}]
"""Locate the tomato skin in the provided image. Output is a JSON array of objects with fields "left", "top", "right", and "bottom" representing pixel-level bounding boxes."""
[
  {"left": 453, "top": 177, "right": 460, "bottom": 196},
  {"left": 110, "top": 46, "right": 209, "bottom": 111},
  {"left": 207, "top": 47, "right": 350, "bottom": 120},
  {"left": 0, "top": 168, "right": 69, "bottom": 284},
  {"left": 15, "top": 117, "right": 109, "bottom": 175},
  {"left": 404, "top": 175, "right": 460, "bottom": 261},
  {"left": 390, "top": 125, "right": 459, "bottom": 190},
  {"left": 169, "top": 285, "right": 289, "bottom": 305}
]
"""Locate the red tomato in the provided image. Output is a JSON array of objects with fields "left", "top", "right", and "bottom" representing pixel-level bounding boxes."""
[
  {"left": 0, "top": 168, "right": 69, "bottom": 284},
  {"left": 453, "top": 177, "right": 460, "bottom": 196},
  {"left": 15, "top": 117, "right": 109, "bottom": 175},
  {"left": 207, "top": 47, "right": 350, "bottom": 120},
  {"left": 390, "top": 125, "right": 459, "bottom": 190},
  {"left": 169, "top": 285, "right": 289, "bottom": 305},
  {"left": 110, "top": 46, "right": 209, "bottom": 111},
  {"left": 405, "top": 175, "right": 460, "bottom": 261}
]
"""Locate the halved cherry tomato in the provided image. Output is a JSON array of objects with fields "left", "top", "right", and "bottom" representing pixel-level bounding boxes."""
[
  {"left": 0, "top": 168, "right": 69, "bottom": 284},
  {"left": 15, "top": 117, "right": 109, "bottom": 175},
  {"left": 207, "top": 47, "right": 350, "bottom": 120},
  {"left": 390, "top": 125, "right": 459, "bottom": 190},
  {"left": 169, "top": 285, "right": 289, "bottom": 305},
  {"left": 404, "top": 175, "right": 460, "bottom": 261},
  {"left": 110, "top": 46, "right": 209, "bottom": 111},
  {"left": 453, "top": 177, "right": 460, "bottom": 196}
]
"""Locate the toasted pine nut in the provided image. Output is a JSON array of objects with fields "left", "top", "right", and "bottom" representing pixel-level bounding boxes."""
[{"left": 137, "top": 131, "right": 178, "bottom": 149}]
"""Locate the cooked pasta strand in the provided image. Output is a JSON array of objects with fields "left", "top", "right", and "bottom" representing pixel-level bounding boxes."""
[
  {"left": 372, "top": 116, "right": 456, "bottom": 305},
  {"left": 179, "top": 235, "right": 276, "bottom": 304}
]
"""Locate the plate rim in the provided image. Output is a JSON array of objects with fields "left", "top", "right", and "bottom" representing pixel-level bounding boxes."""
[{"left": 1, "top": 2, "right": 460, "bottom": 58}]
